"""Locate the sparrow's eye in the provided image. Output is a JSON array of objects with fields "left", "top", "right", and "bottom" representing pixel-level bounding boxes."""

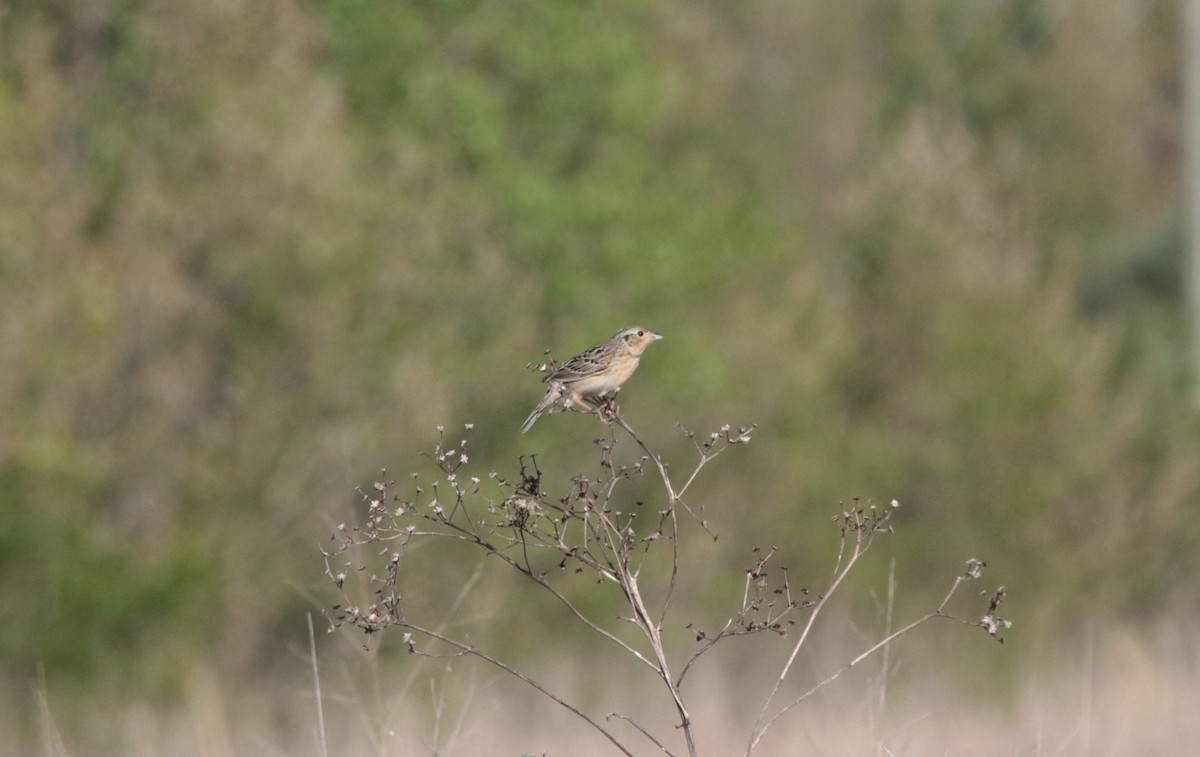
[{"left": 637, "top": 330, "right": 644, "bottom": 337}]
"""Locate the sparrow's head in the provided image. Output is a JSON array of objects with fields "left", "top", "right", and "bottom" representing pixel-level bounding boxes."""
[{"left": 614, "top": 326, "right": 664, "bottom": 357}]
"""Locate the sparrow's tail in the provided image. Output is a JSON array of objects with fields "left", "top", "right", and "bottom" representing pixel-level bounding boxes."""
[{"left": 520, "top": 391, "right": 555, "bottom": 433}]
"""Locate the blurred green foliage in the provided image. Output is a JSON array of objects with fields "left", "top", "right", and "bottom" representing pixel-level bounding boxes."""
[{"left": 1, "top": 0, "right": 1198, "bottom": 745}]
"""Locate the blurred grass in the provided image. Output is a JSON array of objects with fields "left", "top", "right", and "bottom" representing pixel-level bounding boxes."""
[{"left": 1, "top": 0, "right": 1198, "bottom": 751}]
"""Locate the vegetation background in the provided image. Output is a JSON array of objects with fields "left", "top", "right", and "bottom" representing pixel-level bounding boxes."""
[{"left": 2, "top": 0, "right": 1198, "bottom": 753}]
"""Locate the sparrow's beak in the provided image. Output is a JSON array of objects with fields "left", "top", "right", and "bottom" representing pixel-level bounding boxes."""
[{"left": 649, "top": 331, "right": 664, "bottom": 341}]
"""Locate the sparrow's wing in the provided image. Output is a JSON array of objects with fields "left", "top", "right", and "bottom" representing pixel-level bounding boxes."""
[{"left": 546, "top": 343, "right": 614, "bottom": 383}]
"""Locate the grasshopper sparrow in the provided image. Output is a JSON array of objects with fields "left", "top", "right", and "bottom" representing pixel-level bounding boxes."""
[{"left": 520, "top": 326, "right": 664, "bottom": 433}]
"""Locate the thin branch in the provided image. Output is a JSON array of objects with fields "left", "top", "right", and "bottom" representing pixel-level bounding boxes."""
[
  {"left": 747, "top": 519, "right": 874, "bottom": 754},
  {"left": 307, "top": 613, "right": 328, "bottom": 757},
  {"left": 608, "top": 414, "right": 684, "bottom": 626},
  {"left": 747, "top": 554, "right": 996, "bottom": 754},
  {"left": 607, "top": 712, "right": 676, "bottom": 756},
  {"left": 404, "top": 623, "right": 634, "bottom": 757},
  {"left": 611, "top": 414, "right": 676, "bottom": 499},
  {"left": 677, "top": 621, "right": 733, "bottom": 686},
  {"left": 622, "top": 567, "right": 697, "bottom": 757},
  {"left": 676, "top": 549, "right": 798, "bottom": 689},
  {"left": 418, "top": 511, "right": 661, "bottom": 671}
]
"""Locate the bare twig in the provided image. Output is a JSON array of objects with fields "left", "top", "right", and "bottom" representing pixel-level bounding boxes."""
[
  {"left": 307, "top": 613, "right": 328, "bottom": 757},
  {"left": 747, "top": 505, "right": 893, "bottom": 754},
  {"left": 677, "top": 548, "right": 798, "bottom": 688},
  {"left": 404, "top": 623, "right": 634, "bottom": 756},
  {"left": 608, "top": 712, "right": 675, "bottom": 756},
  {"left": 747, "top": 556, "right": 1008, "bottom": 754}
]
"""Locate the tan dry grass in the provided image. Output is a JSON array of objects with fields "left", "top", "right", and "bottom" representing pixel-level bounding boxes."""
[{"left": 19, "top": 621, "right": 1197, "bottom": 756}]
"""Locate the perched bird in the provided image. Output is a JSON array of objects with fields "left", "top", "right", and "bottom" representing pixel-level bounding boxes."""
[{"left": 520, "top": 326, "right": 664, "bottom": 433}]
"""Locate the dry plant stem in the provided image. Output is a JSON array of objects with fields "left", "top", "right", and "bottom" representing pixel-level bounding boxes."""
[
  {"left": 609, "top": 414, "right": 733, "bottom": 618},
  {"left": 605, "top": 412, "right": 753, "bottom": 756},
  {"left": 408, "top": 522, "right": 660, "bottom": 671},
  {"left": 609, "top": 414, "right": 684, "bottom": 624},
  {"left": 746, "top": 520, "right": 872, "bottom": 755},
  {"left": 36, "top": 663, "right": 68, "bottom": 757},
  {"left": 746, "top": 564, "right": 989, "bottom": 754},
  {"left": 607, "top": 712, "right": 675, "bottom": 756},
  {"left": 622, "top": 565, "right": 697, "bottom": 757},
  {"left": 612, "top": 413, "right": 734, "bottom": 534},
  {"left": 307, "top": 613, "right": 328, "bottom": 757},
  {"left": 407, "top": 622, "right": 635, "bottom": 757},
  {"left": 676, "top": 548, "right": 795, "bottom": 688},
  {"left": 611, "top": 414, "right": 677, "bottom": 499},
  {"left": 610, "top": 413, "right": 697, "bottom": 757},
  {"left": 879, "top": 557, "right": 896, "bottom": 715},
  {"left": 381, "top": 560, "right": 486, "bottom": 728}
]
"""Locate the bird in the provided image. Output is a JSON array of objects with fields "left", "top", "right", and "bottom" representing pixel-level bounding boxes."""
[{"left": 520, "top": 326, "right": 664, "bottom": 433}]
